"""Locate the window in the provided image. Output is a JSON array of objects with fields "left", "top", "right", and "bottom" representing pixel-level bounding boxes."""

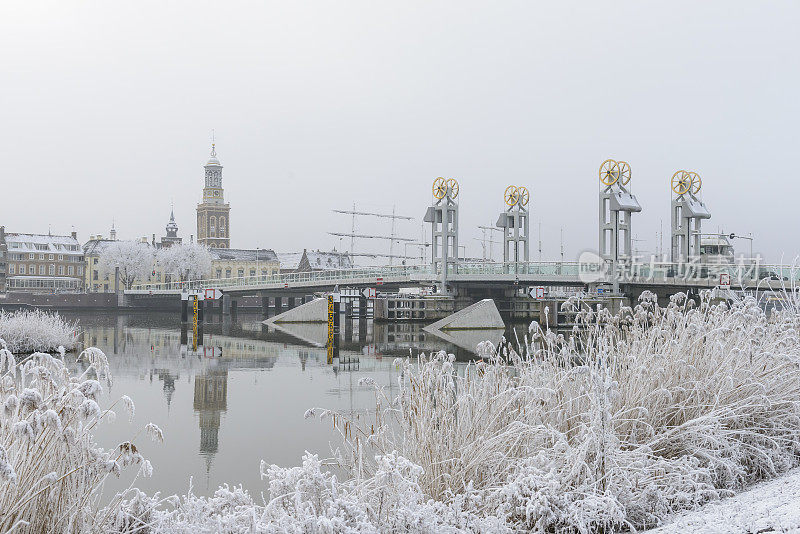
[
  {"left": 39, "top": 265, "right": 45, "bottom": 275},
  {"left": 49, "top": 265, "right": 55, "bottom": 275},
  {"left": 68, "top": 266, "right": 74, "bottom": 275},
  {"left": 58, "top": 254, "right": 63, "bottom": 261},
  {"left": 93, "top": 270, "right": 98, "bottom": 281},
  {"left": 58, "top": 265, "right": 64, "bottom": 275},
  {"left": 216, "top": 269, "right": 222, "bottom": 278},
  {"left": 29, "top": 253, "right": 34, "bottom": 259},
  {"left": 225, "top": 269, "right": 231, "bottom": 278},
  {"left": 238, "top": 268, "right": 244, "bottom": 277},
  {"left": 78, "top": 266, "right": 83, "bottom": 275},
  {"left": 8, "top": 264, "right": 14, "bottom": 274},
  {"left": 29, "top": 264, "right": 35, "bottom": 274},
  {"left": 93, "top": 258, "right": 98, "bottom": 264},
  {"left": 261, "top": 269, "right": 268, "bottom": 276},
  {"left": 210, "top": 216, "right": 217, "bottom": 237},
  {"left": 39, "top": 254, "right": 44, "bottom": 260},
  {"left": 249, "top": 269, "right": 256, "bottom": 276},
  {"left": 49, "top": 254, "right": 54, "bottom": 260}
]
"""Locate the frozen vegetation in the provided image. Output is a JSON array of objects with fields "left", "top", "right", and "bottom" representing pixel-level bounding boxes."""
[
  {"left": 0, "top": 310, "right": 79, "bottom": 353},
  {"left": 2, "top": 291, "right": 800, "bottom": 532},
  {"left": 99, "top": 241, "right": 155, "bottom": 290},
  {"left": 0, "top": 344, "right": 161, "bottom": 533}
]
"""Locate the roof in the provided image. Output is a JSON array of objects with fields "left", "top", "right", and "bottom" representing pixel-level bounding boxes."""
[
  {"left": 277, "top": 252, "right": 303, "bottom": 270},
  {"left": 205, "top": 144, "right": 221, "bottom": 166},
  {"left": 305, "top": 250, "right": 354, "bottom": 271},
  {"left": 6, "top": 233, "right": 82, "bottom": 254},
  {"left": 82, "top": 239, "right": 117, "bottom": 256},
  {"left": 209, "top": 248, "right": 278, "bottom": 262}
]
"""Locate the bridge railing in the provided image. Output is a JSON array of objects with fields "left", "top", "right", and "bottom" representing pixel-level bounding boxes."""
[
  {"left": 130, "top": 264, "right": 435, "bottom": 292},
  {"left": 129, "top": 260, "right": 800, "bottom": 293}
]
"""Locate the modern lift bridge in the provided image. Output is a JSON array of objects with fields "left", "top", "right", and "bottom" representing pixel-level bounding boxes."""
[{"left": 127, "top": 165, "right": 798, "bottom": 298}]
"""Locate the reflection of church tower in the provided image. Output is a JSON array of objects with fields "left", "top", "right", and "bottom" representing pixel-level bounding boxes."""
[
  {"left": 196, "top": 143, "right": 231, "bottom": 248},
  {"left": 193, "top": 368, "right": 228, "bottom": 472}
]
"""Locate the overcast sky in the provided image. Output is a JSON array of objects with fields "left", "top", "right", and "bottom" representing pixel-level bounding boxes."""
[{"left": 2, "top": 1, "right": 798, "bottom": 263}]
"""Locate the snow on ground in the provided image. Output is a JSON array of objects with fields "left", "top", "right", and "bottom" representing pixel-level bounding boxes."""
[{"left": 650, "top": 468, "right": 800, "bottom": 533}]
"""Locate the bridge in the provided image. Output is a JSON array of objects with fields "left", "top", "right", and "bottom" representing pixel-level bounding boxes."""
[
  {"left": 126, "top": 164, "right": 797, "bottom": 310},
  {"left": 126, "top": 260, "right": 798, "bottom": 298}
]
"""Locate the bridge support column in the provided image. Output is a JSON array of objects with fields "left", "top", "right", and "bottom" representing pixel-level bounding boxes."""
[
  {"left": 231, "top": 299, "right": 238, "bottom": 316},
  {"left": 275, "top": 296, "right": 283, "bottom": 315},
  {"left": 261, "top": 293, "right": 269, "bottom": 316},
  {"left": 222, "top": 294, "right": 231, "bottom": 315}
]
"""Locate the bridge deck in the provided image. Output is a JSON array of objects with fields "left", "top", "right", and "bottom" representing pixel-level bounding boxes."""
[{"left": 125, "top": 261, "right": 798, "bottom": 296}]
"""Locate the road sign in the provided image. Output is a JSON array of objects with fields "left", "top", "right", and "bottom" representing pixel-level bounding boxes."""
[
  {"left": 719, "top": 273, "right": 731, "bottom": 288},
  {"left": 528, "top": 286, "right": 545, "bottom": 300},
  {"left": 204, "top": 288, "right": 222, "bottom": 300},
  {"left": 362, "top": 287, "right": 376, "bottom": 299},
  {"left": 376, "top": 277, "right": 384, "bottom": 286}
]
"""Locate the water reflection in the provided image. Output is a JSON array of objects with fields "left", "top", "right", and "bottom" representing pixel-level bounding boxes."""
[{"left": 59, "top": 311, "right": 532, "bottom": 498}]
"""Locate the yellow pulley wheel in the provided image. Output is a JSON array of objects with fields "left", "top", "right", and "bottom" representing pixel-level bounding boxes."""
[
  {"left": 446, "top": 178, "right": 459, "bottom": 199},
  {"left": 504, "top": 185, "right": 519, "bottom": 206},
  {"left": 517, "top": 186, "right": 530, "bottom": 207},
  {"left": 618, "top": 161, "right": 631, "bottom": 186},
  {"left": 432, "top": 177, "right": 447, "bottom": 199},
  {"left": 599, "top": 159, "right": 620, "bottom": 186},
  {"left": 687, "top": 171, "right": 701, "bottom": 194},
  {"left": 671, "top": 170, "right": 691, "bottom": 195}
]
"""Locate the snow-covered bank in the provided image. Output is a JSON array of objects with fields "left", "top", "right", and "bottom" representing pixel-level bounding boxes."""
[
  {"left": 650, "top": 467, "right": 800, "bottom": 533},
  {"left": 0, "top": 309, "right": 78, "bottom": 353},
  {"left": 4, "top": 292, "right": 800, "bottom": 532}
]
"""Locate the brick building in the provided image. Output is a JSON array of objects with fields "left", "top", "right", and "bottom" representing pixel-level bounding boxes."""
[{"left": 2, "top": 231, "right": 84, "bottom": 292}]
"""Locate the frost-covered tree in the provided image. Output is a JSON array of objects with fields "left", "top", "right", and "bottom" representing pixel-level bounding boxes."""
[
  {"left": 156, "top": 242, "right": 212, "bottom": 282},
  {"left": 98, "top": 241, "right": 154, "bottom": 290}
]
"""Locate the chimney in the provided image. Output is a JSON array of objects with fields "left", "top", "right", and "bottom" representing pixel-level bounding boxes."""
[
  {"left": 152, "top": 234, "right": 156, "bottom": 246},
  {"left": 71, "top": 231, "right": 77, "bottom": 239}
]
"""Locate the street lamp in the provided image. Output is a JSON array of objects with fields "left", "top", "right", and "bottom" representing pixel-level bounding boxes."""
[{"left": 728, "top": 233, "right": 754, "bottom": 260}]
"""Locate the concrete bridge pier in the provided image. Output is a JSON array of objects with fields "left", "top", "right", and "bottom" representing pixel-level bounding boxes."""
[
  {"left": 222, "top": 294, "right": 231, "bottom": 315},
  {"left": 274, "top": 297, "right": 283, "bottom": 315},
  {"left": 261, "top": 293, "right": 269, "bottom": 316}
]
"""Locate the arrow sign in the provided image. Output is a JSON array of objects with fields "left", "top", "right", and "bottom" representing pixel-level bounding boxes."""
[
  {"left": 528, "top": 286, "right": 545, "bottom": 300},
  {"left": 204, "top": 288, "right": 222, "bottom": 300},
  {"left": 361, "top": 287, "right": 376, "bottom": 299}
]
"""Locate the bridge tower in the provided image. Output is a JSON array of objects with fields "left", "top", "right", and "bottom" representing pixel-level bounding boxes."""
[
  {"left": 598, "top": 159, "right": 642, "bottom": 263},
  {"left": 423, "top": 177, "right": 459, "bottom": 292},
  {"left": 670, "top": 170, "right": 710, "bottom": 262},
  {"left": 496, "top": 185, "right": 530, "bottom": 271}
]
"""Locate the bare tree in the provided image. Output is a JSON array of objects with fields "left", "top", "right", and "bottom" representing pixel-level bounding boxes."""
[
  {"left": 98, "top": 241, "right": 154, "bottom": 290},
  {"left": 156, "top": 243, "right": 212, "bottom": 282}
]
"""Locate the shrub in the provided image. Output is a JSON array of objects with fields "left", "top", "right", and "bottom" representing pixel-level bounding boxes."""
[{"left": 0, "top": 310, "right": 79, "bottom": 353}]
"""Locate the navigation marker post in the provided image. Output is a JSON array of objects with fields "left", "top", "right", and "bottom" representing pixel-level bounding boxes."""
[{"left": 327, "top": 292, "right": 341, "bottom": 364}]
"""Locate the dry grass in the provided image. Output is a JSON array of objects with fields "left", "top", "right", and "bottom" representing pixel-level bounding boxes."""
[
  {"left": 0, "top": 343, "right": 160, "bottom": 533},
  {"left": 328, "top": 292, "right": 800, "bottom": 532}
]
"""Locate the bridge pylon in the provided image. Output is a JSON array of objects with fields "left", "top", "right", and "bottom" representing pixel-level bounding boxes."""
[
  {"left": 599, "top": 159, "right": 641, "bottom": 263},
  {"left": 424, "top": 177, "right": 460, "bottom": 293},
  {"left": 670, "top": 170, "right": 711, "bottom": 262},
  {"left": 496, "top": 185, "right": 530, "bottom": 273}
]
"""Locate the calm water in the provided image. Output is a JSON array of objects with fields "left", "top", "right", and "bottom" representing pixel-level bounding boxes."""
[{"left": 60, "top": 312, "right": 512, "bottom": 498}]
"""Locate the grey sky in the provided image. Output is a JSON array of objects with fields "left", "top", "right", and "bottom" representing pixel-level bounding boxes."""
[{"left": 2, "top": 1, "right": 798, "bottom": 263}]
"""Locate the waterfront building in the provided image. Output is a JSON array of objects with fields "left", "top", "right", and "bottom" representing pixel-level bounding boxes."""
[
  {"left": 83, "top": 230, "right": 166, "bottom": 292},
  {"left": 2, "top": 230, "right": 84, "bottom": 292},
  {"left": 209, "top": 248, "right": 280, "bottom": 279},
  {"left": 277, "top": 249, "right": 354, "bottom": 273},
  {"left": 196, "top": 144, "right": 231, "bottom": 249}
]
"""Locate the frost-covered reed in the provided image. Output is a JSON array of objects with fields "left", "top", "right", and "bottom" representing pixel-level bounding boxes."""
[
  {"left": 0, "top": 310, "right": 79, "bottom": 353},
  {"left": 319, "top": 292, "right": 800, "bottom": 532},
  {"left": 0, "top": 344, "right": 161, "bottom": 533},
  {"left": 102, "top": 292, "right": 800, "bottom": 533}
]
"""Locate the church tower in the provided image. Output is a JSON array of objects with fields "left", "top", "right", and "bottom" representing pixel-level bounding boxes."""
[{"left": 196, "top": 143, "right": 231, "bottom": 248}]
